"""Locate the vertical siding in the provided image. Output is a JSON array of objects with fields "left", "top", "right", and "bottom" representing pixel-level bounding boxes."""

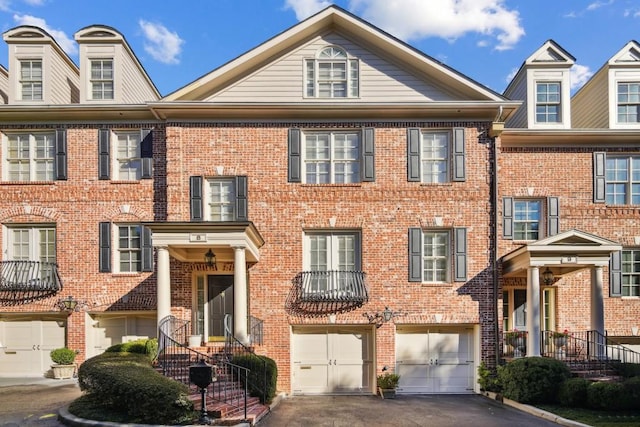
[
  {"left": 571, "top": 70, "right": 609, "bottom": 128},
  {"left": 211, "top": 33, "right": 458, "bottom": 102}
]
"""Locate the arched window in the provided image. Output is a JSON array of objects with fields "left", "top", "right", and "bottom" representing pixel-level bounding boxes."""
[{"left": 305, "top": 46, "right": 359, "bottom": 98}]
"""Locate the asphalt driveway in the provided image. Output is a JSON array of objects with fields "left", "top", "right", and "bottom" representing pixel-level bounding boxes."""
[{"left": 257, "top": 394, "right": 565, "bottom": 427}]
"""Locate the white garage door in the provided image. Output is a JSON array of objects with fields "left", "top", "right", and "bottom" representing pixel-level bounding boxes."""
[
  {"left": 292, "top": 327, "right": 373, "bottom": 395},
  {"left": 0, "top": 316, "right": 66, "bottom": 377},
  {"left": 88, "top": 314, "right": 156, "bottom": 358},
  {"left": 396, "top": 326, "right": 474, "bottom": 394}
]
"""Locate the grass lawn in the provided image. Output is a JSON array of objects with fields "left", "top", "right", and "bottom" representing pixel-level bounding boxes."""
[{"left": 537, "top": 404, "right": 640, "bottom": 427}]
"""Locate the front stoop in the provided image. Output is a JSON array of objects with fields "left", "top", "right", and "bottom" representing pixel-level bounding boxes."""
[{"left": 188, "top": 391, "right": 270, "bottom": 426}]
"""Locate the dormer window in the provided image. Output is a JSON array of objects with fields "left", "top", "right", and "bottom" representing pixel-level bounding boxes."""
[
  {"left": 20, "top": 60, "right": 42, "bottom": 101},
  {"left": 617, "top": 82, "right": 640, "bottom": 123},
  {"left": 535, "top": 82, "right": 561, "bottom": 123},
  {"left": 90, "top": 59, "right": 114, "bottom": 100},
  {"left": 305, "top": 46, "right": 358, "bottom": 98}
]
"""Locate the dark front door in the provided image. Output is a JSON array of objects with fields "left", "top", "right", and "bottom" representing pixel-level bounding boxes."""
[{"left": 208, "top": 275, "right": 234, "bottom": 339}]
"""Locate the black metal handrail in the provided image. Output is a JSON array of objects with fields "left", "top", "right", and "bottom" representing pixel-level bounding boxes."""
[
  {"left": 157, "top": 315, "right": 250, "bottom": 421},
  {"left": 250, "top": 315, "right": 264, "bottom": 346},
  {"left": 288, "top": 270, "right": 369, "bottom": 316},
  {"left": 0, "top": 260, "right": 63, "bottom": 305}
]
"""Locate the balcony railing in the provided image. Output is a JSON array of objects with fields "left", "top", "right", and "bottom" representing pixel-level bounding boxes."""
[
  {"left": 0, "top": 260, "right": 63, "bottom": 306},
  {"left": 287, "top": 270, "right": 369, "bottom": 316}
]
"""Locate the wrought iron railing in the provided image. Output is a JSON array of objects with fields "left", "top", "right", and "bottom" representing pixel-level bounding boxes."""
[
  {"left": 288, "top": 270, "right": 369, "bottom": 316},
  {"left": 157, "top": 315, "right": 250, "bottom": 421},
  {"left": 0, "top": 260, "right": 63, "bottom": 306},
  {"left": 250, "top": 315, "right": 264, "bottom": 346}
]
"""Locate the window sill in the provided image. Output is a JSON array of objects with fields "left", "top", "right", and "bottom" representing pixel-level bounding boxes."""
[
  {"left": 300, "top": 183, "right": 362, "bottom": 187},
  {"left": 421, "top": 282, "right": 451, "bottom": 287},
  {"left": 1, "top": 180, "right": 56, "bottom": 185},
  {"left": 621, "top": 296, "right": 640, "bottom": 300},
  {"left": 419, "top": 182, "right": 454, "bottom": 187},
  {"left": 109, "top": 180, "right": 143, "bottom": 184},
  {"left": 111, "top": 272, "right": 144, "bottom": 277}
]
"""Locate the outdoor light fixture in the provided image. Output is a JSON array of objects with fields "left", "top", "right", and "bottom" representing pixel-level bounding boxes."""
[
  {"left": 363, "top": 306, "right": 399, "bottom": 327},
  {"left": 204, "top": 248, "right": 216, "bottom": 267},
  {"left": 189, "top": 359, "right": 214, "bottom": 425},
  {"left": 56, "top": 296, "right": 87, "bottom": 313},
  {"left": 542, "top": 268, "right": 554, "bottom": 285}
]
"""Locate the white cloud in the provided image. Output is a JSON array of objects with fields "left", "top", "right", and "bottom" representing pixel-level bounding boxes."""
[
  {"left": 139, "top": 20, "right": 184, "bottom": 65},
  {"left": 570, "top": 64, "right": 593, "bottom": 91},
  {"left": 284, "top": 0, "right": 332, "bottom": 20},
  {"left": 0, "top": 0, "right": 12, "bottom": 11},
  {"left": 13, "top": 14, "right": 77, "bottom": 55},
  {"left": 349, "top": 0, "right": 524, "bottom": 51},
  {"left": 505, "top": 67, "right": 519, "bottom": 84},
  {"left": 23, "top": 0, "right": 46, "bottom": 5},
  {"left": 587, "top": 0, "right": 614, "bottom": 12}
]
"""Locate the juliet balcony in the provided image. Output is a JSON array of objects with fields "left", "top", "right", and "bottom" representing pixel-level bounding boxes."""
[
  {"left": 0, "top": 260, "right": 63, "bottom": 306},
  {"left": 286, "top": 270, "right": 369, "bottom": 316}
]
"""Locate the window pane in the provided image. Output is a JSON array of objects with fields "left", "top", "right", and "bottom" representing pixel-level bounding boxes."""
[
  {"left": 513, "top": 200, "right": 540, "bottom": 240},
  {"left": 207, "top": 179, "right": 235, "bottom": 221},
  {"left": 423, "top": 231, "right": 448, "bottom": 282}
]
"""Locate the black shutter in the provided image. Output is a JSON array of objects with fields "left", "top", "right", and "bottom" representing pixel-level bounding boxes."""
[
  {"left": 407, "top": 128, "right": 421, "bottom": 182},
  {"left": 454, "top": 227, "right": 467, "bottom": 282},
  {"left": 502, "top": 197, "right": 514, "bottom": 239},
  {"left": 141, "top": 226, "right": 153, "bottom": 272},
  {"left": 140, "top": 129, "right": 153, "bottom": 179},
  {"left": 452, "top": 128, "right": 466, "bottom": 182},
  {"left": 235, "top": 176, "right": 248, "bottom": 221},
  {"left": 593, "top": 152, "right": 606, "bottom": 203},
  {"left": 288, "top": 128, "right": 301, "bottom": 183},
  {"left": 54, "top": 129, "right": 67, "bottom": 180},
  {"left": 361, "top": 127, "right": 375, "bottom": 182},
  {"left": 99, "top": 222, "right": 111, "bottom": 272},
  {"left": 609, "top": 251, "right": 622, "bottom": 297},
  {"left": 547, "top": 197, "right": 560, "bottom": 237},
  {"left": 190, "top": 176, "right": 203, "bottom": 221},
  {"left": 408, "top": 228, "right": 423, "bottom": 282},
  {"left": 98, "top": 129, "right": 110, "bottom": 180}
]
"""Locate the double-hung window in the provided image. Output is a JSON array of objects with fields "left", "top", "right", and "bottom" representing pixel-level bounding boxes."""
[
  {"left": 189, "top": 176, "right": 248, "bottom": 221},
  {"left": 536, "top": 82, "right": 561, "bottom": 123},
  {"left": 305, "top": 46, "right": 358, "bottom": 98},
  {"left": 90, "top": 59, "right": 114, "bottom": 100},
  {"left": 303, "top": 231, "right": 360, "bottom": 297},
  {"left": 604, "top": 156, "right": 640, "bottom": 205},
  {"left": 3, "top": 131, "right": 69, "bottom": 182},
  {"left": 288, "top": 128, "right": 375, "bottom": 184},
  {"left": 20, "top": 60, "right": 42, "bottom": 101},
  {"left": 502, "top": 197, "right": 560, "bottom": 240},
  {"left": 6, "top": 225, "right": 56, "bottom": 282},
  {"left": 617, "top": 82, "right": 640, "bottom": 123},
  {"left": 408, "top": 228, "right": 467, "bottom": 283},
  {"left": 99, "top": 222, "right": 152, "bottom": 273},
  {"left": 611, "top": 249, "right": 640, "bottom": 297},
  {"left": 98, "top": 129, "right": 153, "bottom": 180},
  {"left": 407, "top": 128, "right": 466, "bottom": 183}
]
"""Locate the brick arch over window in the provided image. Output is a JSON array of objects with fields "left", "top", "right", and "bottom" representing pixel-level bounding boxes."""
[
  {"left": 102, "top": 205, "right": 149, "bottom": 222},
  {"left": 0, "top": 205, "right": 62, "bottom": 222}
]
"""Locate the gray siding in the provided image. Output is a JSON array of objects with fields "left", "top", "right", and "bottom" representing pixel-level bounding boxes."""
[
  {"left": 571, "top": 70, "right": 608, "bottom": 128},
  {"left": 0, "top": 68, "right": 8, "bottom": 104},
  {"left": 48, "top": 46, "right": 79, "bottom": 104},
  {"left": 503, "top": 73, "right": 527, "bottom": 128},
  {"left": 211, "top": 33, "right": 462, "bottom": 103},
  {"left": 118, "top": 45, "right": 159, "bottom": 103}
]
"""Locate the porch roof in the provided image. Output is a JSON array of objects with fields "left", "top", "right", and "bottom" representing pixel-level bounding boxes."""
[
  {"left": 501, "top": 229, "right": 622, "bottom": 280},
  {"left": 142, "top": 221, "right": 264, "bottom": 264}
]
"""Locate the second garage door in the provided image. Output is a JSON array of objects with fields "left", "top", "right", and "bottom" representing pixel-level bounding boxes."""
[{"left": 396, "top": 326, "right": 475, "bottom": 394}]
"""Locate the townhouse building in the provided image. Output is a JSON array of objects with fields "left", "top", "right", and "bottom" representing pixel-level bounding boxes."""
[{"left": 0, "top": 6, "right": 637, "bottom": 396}]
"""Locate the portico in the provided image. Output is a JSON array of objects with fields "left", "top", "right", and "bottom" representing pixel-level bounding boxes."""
[{"left": 501, "top": 229, "right": 622, "bottom": 356}]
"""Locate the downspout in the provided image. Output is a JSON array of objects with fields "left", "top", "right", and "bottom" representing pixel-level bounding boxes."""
[{"left": 490, "top": 106, "right": 504, "bottom": 368}]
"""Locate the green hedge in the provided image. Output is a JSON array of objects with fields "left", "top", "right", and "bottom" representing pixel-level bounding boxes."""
[
  {"left": 104, "top": 338, "right": 158, "bottom": 361},
  {"left": 557, "top": 377, "right": 590, "bottom": 408},
  {"left": 232, "top": 354, "right": 278, "bottom": 404},
  {"left": 74, "top": 346, "right": 194, "bottom": 424},
  {"left": 498, "top": 357, "right": 571, "bottom": 404}
]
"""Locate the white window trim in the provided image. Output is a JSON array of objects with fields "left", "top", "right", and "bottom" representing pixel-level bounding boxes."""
[
  {"left": 534, "top": 81, "right": 561, "bottom": 124},
  {"left": 422, "top": 230, "right": 450, "bottom": 283},
  {"left": 3, "top": 224, "right": 56, "bottom": 262},
  {"left": 114, "top": 223, "right": 142, "bottom": 274},
  {"left": 89, "top": 58, "right": 115, "bottom": 101},
  {"left": 301, "top": 130, "right": 361, "bottom": 184},
  {"left": 608, "top": 74, "right": 640, "bottom": 129},
  {"left": 605, "top": 155, "right": 640, "bottom": 205},
  {"left": 304, "top": 45, "right": 360, "bottom": 99},
  {"left": 512, "top": 199, "right": 543, "bottom": 241},
  {"left": 204, "top": 177, "right": 236, "bottom": 221},
  {"left": 2, "top": 131, "right": 56, "bottom": 182},
  {"left": 112, "top": 130, "right": 142, "bottom": 181},
  {"left": 621, "top": 248, "right": 640, "bottom": 297},
  {"left": 18, "top": 59, "right": 43, "bottom": 102},
  {"left": 302, "top": 231, "right": 361, "bottom": 271},
  {"left": 419, "top": 130, "right": 450, "bottom": 184}
]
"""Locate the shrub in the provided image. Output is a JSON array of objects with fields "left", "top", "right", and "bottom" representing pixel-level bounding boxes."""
[
  {"left": 477, "top": 362, "right": 501, "bottom": 392},
  {"left": 377, "top": 372, "right": 400, "bottom": 389},
  {"left": 498, "top": 357, "right": 570, "bottom": 404},
  {"left": 50, "top": 347, "right": 77, "bottom": 365},
  {"left": 104, "top": 338, "right": 157, "bottom": 361},
  {"left": 587, "top": 381, "right": 626, "bottom": 411},
  {"left": 557, "top": 377, "right": 590, "bottom": 407},
  {"left": 614, "top": 362, "right": 640, "bottom": 378},
  {"left": 75, "top": 351, "right": 194, "bottom": 424},
  {"left": 232, "top": 354, "right": 278, "bottom": 404},
  {"left": 622, "top": 376, "right": 640, "bottom": 408}
]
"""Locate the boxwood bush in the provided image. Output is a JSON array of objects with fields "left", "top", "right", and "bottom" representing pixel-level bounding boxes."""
[
  {"left": 232, "top": 354, "right": 278, "bottom": 404},
  {"left": 104, "top": 338, "right": 158, "bottom": 361},
  {"left": 557, "top": 377, "right": 590, "bottom": 407},
  {"left": 74, "top": 343, "right": 194, "bottom": 424},
  {"left": 498, "top": 357, "right": 570, "bottom": 404}
]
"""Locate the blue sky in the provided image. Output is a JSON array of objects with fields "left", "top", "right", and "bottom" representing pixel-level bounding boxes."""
[{"left": 1, "top": 0, "right": 639, "bottom": 97}]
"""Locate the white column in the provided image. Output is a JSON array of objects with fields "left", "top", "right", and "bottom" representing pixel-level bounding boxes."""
[
  {"left": 590, "top": 266, "right": 605, "bottom": 334},
  {"left": 526, "top": 266, "right": 541, "bottom": 357},
  {"left": 157, "top": 246, "right": 171, "bottom": 327},
  {"left": 233, "top": 245, "right": 248, "bottom": 345}
]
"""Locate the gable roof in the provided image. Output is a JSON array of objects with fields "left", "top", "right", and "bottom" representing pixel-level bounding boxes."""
[{"left": 163, "top": 5, "right": 508, "bottom": 103}]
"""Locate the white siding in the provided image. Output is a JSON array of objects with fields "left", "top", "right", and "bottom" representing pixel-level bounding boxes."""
[
  {"left": 118, "top": 45, "right": 159, "bottom": 103},
  {"left": 571, "top": 70, "right": 609, "bottom": 128},
  {"left": 48, "top": 46, "right": 79, "bottom": 103},
  {"left": 210, "top": 33, "right": 461, "bottom": 103},
  {"left": 607, "top": 69, "right": 640, "bottom": 129},
  {"left": 0, "top": 67, "right": 8, "bottom": 104}
]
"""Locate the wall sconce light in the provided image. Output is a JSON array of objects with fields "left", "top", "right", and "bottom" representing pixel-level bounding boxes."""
[
  {"left": 363, "top": 306, "right": 399, "bottom": 328},
  {"left": 542, "top": 268, "right": 554, "bottom": 285},
  {"left": 204, "top": 248, "right": 216, "bottom": 267},
  {"left": 56, "top": 296, "right": 87, "bottom": 313}
]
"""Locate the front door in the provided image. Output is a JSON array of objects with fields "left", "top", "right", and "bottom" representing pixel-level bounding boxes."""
[
  {"left": 208, "top": 275, "right": 234, "bottom": 340},
  {"left": 505, "top": 288, "right": 556, "bottom": 332}
]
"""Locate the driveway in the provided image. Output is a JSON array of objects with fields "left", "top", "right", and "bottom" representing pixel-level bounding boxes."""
[{"left": 258, "top": 395, "right": 564, "bottom": 427}]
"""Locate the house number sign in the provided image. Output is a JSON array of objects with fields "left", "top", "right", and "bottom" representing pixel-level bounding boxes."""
[
  {"left": 561, "top": 256, "right": 578, "bottom": 264},
  {"left": 189, "top": 233, "right": 207, "bottom": 242}
]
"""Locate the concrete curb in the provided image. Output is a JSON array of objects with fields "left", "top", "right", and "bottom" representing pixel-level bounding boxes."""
[{"left": 480, "top": 391, "right": 591, "bottom": 427}]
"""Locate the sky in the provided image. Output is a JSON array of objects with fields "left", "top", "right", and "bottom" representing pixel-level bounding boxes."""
[{"left": 0, "top": 0, "right": 639, "bottom": 97}]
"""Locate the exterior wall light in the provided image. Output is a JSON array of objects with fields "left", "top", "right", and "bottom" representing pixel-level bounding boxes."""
[
  {"left": 542, "top": 268, "right": 555, "bottom": 285},
  {"left": 204, "top": 248, "right": 216, "bottom": 267}
]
